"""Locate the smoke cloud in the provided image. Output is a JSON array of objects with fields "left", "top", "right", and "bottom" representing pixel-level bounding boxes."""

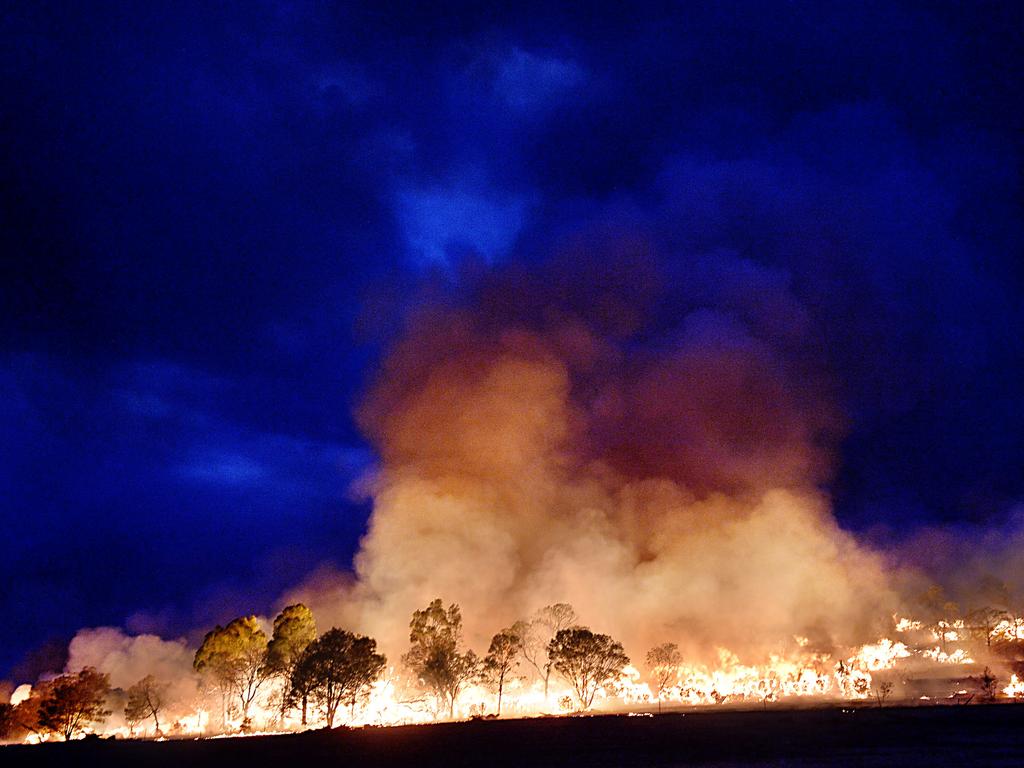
[
  {"left": 64, "top": 627, "right": 200, "bottom": 725},
  {"left": 291, "top": 243, "right": 894, "bottom": 662}
]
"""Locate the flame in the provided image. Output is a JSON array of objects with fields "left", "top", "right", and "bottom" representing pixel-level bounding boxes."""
[
  {"left": 10, "top": 608, "right": 1023, "bottom": 745},
  {"left": 991, "top": 618, "right": 1024, "bottom": 643},
  {"left": 1002, "top": 675, "right": 1024, "bottom": 698},
  {"left": 920, "top": 647, "right": 974, "bottom": 665},
  {"left": 894, "top": 617, "right": 923, "bottom": 633}
]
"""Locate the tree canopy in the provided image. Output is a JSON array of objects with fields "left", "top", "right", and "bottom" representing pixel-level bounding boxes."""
[
  {"left": 267, "top": 604, "right": 317, "bottom": 674},
  {"left": 193, "top": 615, "right": 271, "bottom": 723},
  {"left": 645, "top": 642, "right": 682, "bottom": 712},
  {"left": 548, "top": 627, "right": 629, "bottom": 710},
  {"left": 124, "top": 674, "right": 168, "bottom": 736},
  {"left": 402, "top": 599, "right": 479, "bottom": 717},
  {"left": 292, "top": 628, "right": 386, "bottom": 727},
  {"left": 267, "top": 603, "right": 317, "bottom": 722},
  {"left": 514, "top": 603, "right": 577, "bottom": 700},
  {"left": 482, "top": 628, "right": 523, "bottom": 716},
  {"left": 38, "top": 667, "right": 112, "bottom": 740}
]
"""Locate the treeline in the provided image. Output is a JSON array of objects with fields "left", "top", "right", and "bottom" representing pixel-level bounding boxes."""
[
  {"left": 916, "top": 582, "right": 1024, "bottom": 654},
  {"left": 400, "top": 600, "right": 629, "bottom": 717},
  {"left": 193, "top": 605, "right": 385, "bottom": 730},
  {"left": 0, "top": 598, "right": 634, "bottom": 741},
  {"left": 5, "top": 588, "right": 1024, "bottom": 742}
]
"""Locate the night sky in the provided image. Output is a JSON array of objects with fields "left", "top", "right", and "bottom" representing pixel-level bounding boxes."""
[{"left": 2, "top": 2, "right": 1022, "bottom": 679}]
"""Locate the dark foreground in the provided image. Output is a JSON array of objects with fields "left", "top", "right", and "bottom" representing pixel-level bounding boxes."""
[{"left": 5, "top": 705, "right": 1024, "bottom": 767}]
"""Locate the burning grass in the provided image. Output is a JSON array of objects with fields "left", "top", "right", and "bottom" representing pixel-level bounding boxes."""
[{"left": 4, "top": 705, "right": 1024, "bottom": 768}]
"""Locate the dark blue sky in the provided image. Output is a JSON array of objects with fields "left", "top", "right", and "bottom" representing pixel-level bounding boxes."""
[{"left": 2, "top": 1, "right": 1022, "bottom": 677}]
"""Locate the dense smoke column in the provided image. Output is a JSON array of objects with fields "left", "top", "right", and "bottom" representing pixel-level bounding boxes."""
[{"left": 343, "top": 246, "right": 893, "bottom": 661}]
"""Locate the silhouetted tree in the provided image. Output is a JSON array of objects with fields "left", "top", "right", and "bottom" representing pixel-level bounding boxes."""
[
  {"left": 645, "top": 643, "right": 682, "bottom": 713},
  {"left": 980, "top": 667, "right": 999, "bottom": 700},
  {"left": 920, "top": 586, "right": 960, "bottom": 653},
  {"left": 286, "top": 650, "right": 318, "bottom": 726},
  {"left": 124, "top": 674, "right": 168, "bottom": 736},
  {"left": 39, "top": 668, "right": 112, "bottom": 740},
  {"left": 978, "top": 577, "right": 1024, "bottom": 643},
  {"left": 403, "top": 599, "right": 479, "bottom": 718},
  {"left": 482, "top": 628, "right": 523, "bottom": 716},
  {"left": 968, "top": 606, "right": 1008, "bottom": 649},
  {"left": 123, "top": 698, "right": 144, "bottom": 737},
  {"left": 874, "top": 680, "right": 894, "bottom": 708},
  {"left": 266, "top": 604, "right": 316, "bottom": 722},
  {"left": 548, "top": 627, "right": 630, "bottom": 710},
  {"left": 293, "top": 628, "right": 386, "bottom": 727},
  {"left": 193, "top": 616, "right": 271, "bottom": 725},
  {"left": 514, "top": 603, "right": 577, "bottom": 701}
]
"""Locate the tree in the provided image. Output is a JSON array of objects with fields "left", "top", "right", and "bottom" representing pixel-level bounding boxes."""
[
  {"left": 515, "top": 603, "right": 578, "bottom": 701},
  {"left": 292, "top": 628, "right": 386, "bottom": 727},
  {"left": 967, "top": 606, "right": 1008, "bottom": 649},
  {"left": 874, "top": 680, "right": 894, "bottom": 708},
  {"left": 123, "top": 697, "right": 145, "bottom": 737},
  {"left": 286, "top": 653, "right": 318, "bottom": 726},
  {"left": 402, "top": 599, "right": 480, "bottom": 718},
  {"left": 124, "top": 675, "right": 168, "bottom": 737},
  {"left": 38, "top": 668, "right": 112, "bottom": 740},
  {"left": 548, "top": 627, "right": 630, "bottom": 710},
  {"left": 980, "top": 667, "right": 999, "bottom": 700},
  {"left": 977, "top": 577, "right": 1024, "bottom": 643},
  {"left": 482, "top": 628, "right": 523, "bottom": 716},
  {"left": 193, "top": 615, "right": 271, "bottom": 725},
  {"left": 920, "top": 586, "right": 960, "bottom": 653},
  {"left": 289, "top": 651, "right": 318, "bottom": 726},
  {"left": 267, "top": 604, "right": 317, "bottom": 723},
  {"left": 645, "top": 643, "right": 682, "bottom": 713}
]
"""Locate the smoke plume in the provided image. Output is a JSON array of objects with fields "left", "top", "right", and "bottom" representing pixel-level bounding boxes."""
[{"left": 293, "top": 243, "right": 894, "bottom": 662}]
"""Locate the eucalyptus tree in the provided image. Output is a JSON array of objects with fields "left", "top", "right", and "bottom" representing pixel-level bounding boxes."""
[
  {"left": 403, "top": 599, "right": 479, "bottom": 717},
  {"left": 548, "top": 627, "right": 629, "bottom": 710}
]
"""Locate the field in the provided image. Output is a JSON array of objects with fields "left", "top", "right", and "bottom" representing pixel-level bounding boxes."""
[{"left": 4, "top": 705, "right": 1023, "bottom": 767}]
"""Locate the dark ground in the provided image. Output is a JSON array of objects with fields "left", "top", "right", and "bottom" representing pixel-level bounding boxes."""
[{"left": 4, "top": 705, "right": 1024, "bottom": 767}]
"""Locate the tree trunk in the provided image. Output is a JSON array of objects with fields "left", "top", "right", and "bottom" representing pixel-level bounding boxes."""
[
  {"left": 301, "top": 693, "right": 308, "bottom": 726},
  {"left": 497, "top": 674, "right": 504, "bottom": 716}
]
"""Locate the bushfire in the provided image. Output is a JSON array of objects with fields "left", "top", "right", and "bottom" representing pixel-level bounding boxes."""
[
  {"left": 5, "top": 247, "right": 1024, "bottom": 746},
  {"left": 3, "top": 600, "right": 1023, "bottom": 744}
]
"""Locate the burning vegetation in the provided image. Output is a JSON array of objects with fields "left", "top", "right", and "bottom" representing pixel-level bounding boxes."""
[
  {"left": 1, "top": 595, "right": 1023, "bottom": 743},
  {"left": 3, "top": 253, "right": 1024, "bottom": 744}
]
